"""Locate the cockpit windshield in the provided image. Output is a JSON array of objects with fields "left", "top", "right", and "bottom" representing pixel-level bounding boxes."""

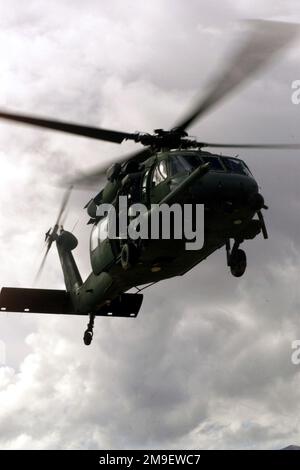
[
  {"left": 200, "top": 155, "right": 224, "bottom": 171},
  {"left": 221, "top": 157, "right": 252, "bottom": 176},
  {"left": 168, "top": 152, "right": 252, "bottom": 177}
]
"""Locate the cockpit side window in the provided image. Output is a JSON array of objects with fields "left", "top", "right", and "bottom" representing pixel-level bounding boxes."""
[
  {"left": 152, "top": 160, "right": 168, "bottom": 186},
  {"left": 169, "top": 156, "right": 186, "bottom": 176},
  {"left": 142, "top": 169, "right": 150, "bottom": 195},
  {"left": 169, "top": 154, "right": 202, "bottom": 176},
  {"left": 99, "top": 217, "right": 108, "bottom": 242},
  {"left": 90, "top": 224, "right": 99, "bottom": 252},
  {"left": 90, "top": 217, "right": 108, "bottom": 251}
]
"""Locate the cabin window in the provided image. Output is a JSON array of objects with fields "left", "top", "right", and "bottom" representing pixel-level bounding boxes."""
[{"left": 152, "top": 161, "right": 168, "bottom": 186}]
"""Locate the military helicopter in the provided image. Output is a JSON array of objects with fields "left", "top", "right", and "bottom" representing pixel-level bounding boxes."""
[{"left": 0, "top": 20, "right": 300, "bottom": 345}]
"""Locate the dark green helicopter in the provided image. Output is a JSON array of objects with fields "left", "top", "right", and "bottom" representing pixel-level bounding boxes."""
[{"left": 1, "top": 20, "right": 300, "bottom": 345}]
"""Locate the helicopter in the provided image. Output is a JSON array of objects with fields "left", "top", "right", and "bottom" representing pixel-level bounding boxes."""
[{"left": 1, "top": 19, "right": 300, "bottom": 345}]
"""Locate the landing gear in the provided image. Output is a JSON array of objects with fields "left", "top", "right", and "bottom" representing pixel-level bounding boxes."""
[
  {"left": 230, "top": 248, "right": 247, "bottom": 277},
  {"left": 83, "top": 313, "right": 95, "bottom": 345},
  {"left": 226, "top": 239, "right": 247, "bottom": 278}
]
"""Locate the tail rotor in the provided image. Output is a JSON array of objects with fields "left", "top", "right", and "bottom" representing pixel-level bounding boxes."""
[{"left": 34, "top": 186, "right": 73, "bottom": 284}]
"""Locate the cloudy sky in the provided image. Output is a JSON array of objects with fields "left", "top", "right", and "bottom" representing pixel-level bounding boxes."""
[{"left": 1, "top": 0, "right": 300, "bottom": 449}]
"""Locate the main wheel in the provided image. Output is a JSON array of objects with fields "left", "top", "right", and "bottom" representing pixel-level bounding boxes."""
[
  {"left": 121, "top": 243, "right": 138, "bottom": 270},
  {"left": 83, "top": 329, "right": 93, "bottom": 345},
  {"left": 230, "top": 249, "right": 247, "bottom": 277}
]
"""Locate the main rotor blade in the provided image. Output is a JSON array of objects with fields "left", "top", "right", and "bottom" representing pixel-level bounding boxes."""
[
  {"left": 68, "top": 147, "right": 154, "bottom": 188},
  {"left": 201, "top": 142, "right": 300, "bottom": 150},
  {"left": 0, "top": 109, "right": 136, "bottom": 144},
  {"left": 175, "top": 20, "right": 300, "bottom": 131}
]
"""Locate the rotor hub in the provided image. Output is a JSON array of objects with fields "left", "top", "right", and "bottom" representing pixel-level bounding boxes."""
[{"left": 132, "top": 128, "right": 200, "bottom": 151}]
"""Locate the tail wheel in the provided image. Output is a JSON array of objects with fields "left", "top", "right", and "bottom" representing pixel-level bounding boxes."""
[
  {"left": 230, "top": 249, "right": 247, "bottom": 277},
  {"left": 121, "top": 243, "right": 138, "bottom": 270}
]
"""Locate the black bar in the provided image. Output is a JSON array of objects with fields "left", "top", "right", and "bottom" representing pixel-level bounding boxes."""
[{"left": 0, "top": 450, "right": 298, "bottom": 467}]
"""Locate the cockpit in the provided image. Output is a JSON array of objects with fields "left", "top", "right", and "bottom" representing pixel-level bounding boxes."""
[
  {"left": 220, "top": 156, "right": 252, "bottom": 176},
  {"left": 167, "top": 152, "right": 252, "bottom": 177}
]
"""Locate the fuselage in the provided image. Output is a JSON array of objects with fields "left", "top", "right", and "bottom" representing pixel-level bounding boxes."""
[{"left": 84, "top": 150, "right": 264, "bottom": 306}]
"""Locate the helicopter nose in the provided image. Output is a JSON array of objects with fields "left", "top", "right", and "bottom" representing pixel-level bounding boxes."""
[
  {"left": 215, "top": 173, "right": 259, "bottom": 204},
  {"left": 190, "top": 172, "right": 261, "bottom": 207},
  {"left": 247, "top": 192, "right": 265, "bottom": 211}
]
